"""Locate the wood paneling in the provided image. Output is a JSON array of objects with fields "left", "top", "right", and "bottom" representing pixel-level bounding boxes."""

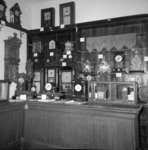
[
  {"left": 24, "top": 102, "right": 141, "bottom": 150},
  {"left": 0, "top": 103, "right": 24, "bottom": 150}
]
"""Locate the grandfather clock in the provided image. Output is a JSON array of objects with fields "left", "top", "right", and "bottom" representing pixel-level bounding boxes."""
[
  {"left": 10, "top": 3, "right": 22, "bottom": 27},
  {"left": 0, "top": 0, "right": 7, "bottom": 21}
]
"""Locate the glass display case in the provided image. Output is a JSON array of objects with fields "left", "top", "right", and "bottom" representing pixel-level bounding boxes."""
[{"left": 88, "top": 81, "right": 138, "bottom": 104}]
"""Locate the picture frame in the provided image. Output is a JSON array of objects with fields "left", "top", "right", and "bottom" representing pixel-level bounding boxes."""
[
  {"left": 41, "top": 7, "right": 55, "bottom": 27},
  {"left": 59, "top": 2, "right": 75, "bottom": 25},
  {"left": 48, "top": 69, "right": 55, "bottom": 78},
  {"left": 61, "top": 71, "right": 72, "bottom": 83},
  {"left": 129, "top": 49, "right": 144, "bottom": 73}
]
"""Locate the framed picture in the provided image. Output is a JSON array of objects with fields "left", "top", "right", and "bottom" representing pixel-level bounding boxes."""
[
  {"left": 129, "top": 49, "right": 144, "bottom": 73},
  {"left": 48, "top": 69, "right": 55, "bottom": 78},
  {"left": 41, "top": 7, "right": 55, "bottom": 27},
  {"left": 61, "top": 71, "right": 72, "bottom": 83},
  {"left": 59, "top": 2, "right": 75, "bottom": 25}
]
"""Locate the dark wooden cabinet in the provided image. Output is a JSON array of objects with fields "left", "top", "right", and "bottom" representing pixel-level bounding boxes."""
[{"left": 27, "top": 26, "right": 77, "bottom": 93}]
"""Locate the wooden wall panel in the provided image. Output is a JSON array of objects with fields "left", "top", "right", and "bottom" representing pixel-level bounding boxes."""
[
  {"left": 0, "top": 103, "right": 24, "bottom": 149},
  {"left": 24, "top": 102, "right": 140, "bottom": 150}
]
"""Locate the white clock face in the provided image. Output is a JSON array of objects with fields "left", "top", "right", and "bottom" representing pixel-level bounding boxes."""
[
  {"left": 75, "top": 84, "right": 82, "bottom": 92},
  {"left": 45, "top": 83, "right": 52, "bottom": 91},
  {"left": 115, "top": 55, "right": 123, "bottom": 62}
]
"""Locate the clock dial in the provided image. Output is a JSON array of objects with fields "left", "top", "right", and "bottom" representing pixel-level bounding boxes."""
[
  {"left": 45, "top": 83, "right": 52, "bottom": 91},
  {"left": 115, "top": 55, "right": 123, "bottom": 62},
  {"left": 75, "top": 84, "right": 82, "bottom": 92}
]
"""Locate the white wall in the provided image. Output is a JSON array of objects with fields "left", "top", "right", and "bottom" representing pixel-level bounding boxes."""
[
  {"left": 0, "top": 26, "right": 27, "bottom": 79},
  {"left": 3, "top": 0, "right": 148, "bottom": 29},
  {"left": 29, "top": 0, "right": 148, "bottom": 29}
]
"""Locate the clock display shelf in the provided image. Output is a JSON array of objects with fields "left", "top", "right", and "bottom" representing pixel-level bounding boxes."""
[{"left": 88, "top": 81, "right": 138, "bottom": 105}]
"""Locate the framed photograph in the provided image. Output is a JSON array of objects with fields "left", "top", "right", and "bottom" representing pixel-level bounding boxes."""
[
  {"left": 41, "top": 7, "right": 55, "bottom": 27},
  {"left": 59, "top": 2, "right": 75, "bottom": 25}
]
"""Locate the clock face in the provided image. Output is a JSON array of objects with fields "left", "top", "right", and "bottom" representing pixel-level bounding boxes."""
[
  {"left": 115, "top": 55, "right": 123, "bottom": 62},
  {"left": 45, "top": 83, "right": 52, "bottom": 91},
  {"left": 75, "top": 84, "right": 82, "bottom": 92}
]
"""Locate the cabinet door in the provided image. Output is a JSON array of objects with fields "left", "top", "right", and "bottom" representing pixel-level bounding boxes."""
[
  {"left": 60, "top": 70, "right": 73, "bottom": 93},
  {"left": 45, "top": 68, "right": 59, "bottom": 91}
]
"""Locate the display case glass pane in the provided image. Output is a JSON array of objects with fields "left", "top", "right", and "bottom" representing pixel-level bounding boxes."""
[{"left": 0, "top": 81, "right": 9, "bottom": 101}]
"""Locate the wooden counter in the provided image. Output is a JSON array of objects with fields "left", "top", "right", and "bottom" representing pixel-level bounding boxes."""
[
  {"left": 0, "top": 102, "right": 24, "bottom": 150},
  {"left": 24, "top": 101, "right": 141, "bottom": 150}
]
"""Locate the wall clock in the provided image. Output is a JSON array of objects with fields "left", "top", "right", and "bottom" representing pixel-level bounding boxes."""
[
  {"left": 49, "top": 40, "right": 56, "bottom": 50},
  {"left": 60, "top": 2, "right": 75, "bottom": 25},
  {"left": 115, "top": 55, "right": 123, "bottom": 62},
  {"left": 45, "top": 83, "right": 52, "bottom": 91},
  {"left": 74, "top": 84, "right": 82, "bottom": 92},
  {"left": 41, "top": 7, "right": 55, "bottom": 27},
  {"left": 112, "top": 51, "right": 125, "bottom": 72}
]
